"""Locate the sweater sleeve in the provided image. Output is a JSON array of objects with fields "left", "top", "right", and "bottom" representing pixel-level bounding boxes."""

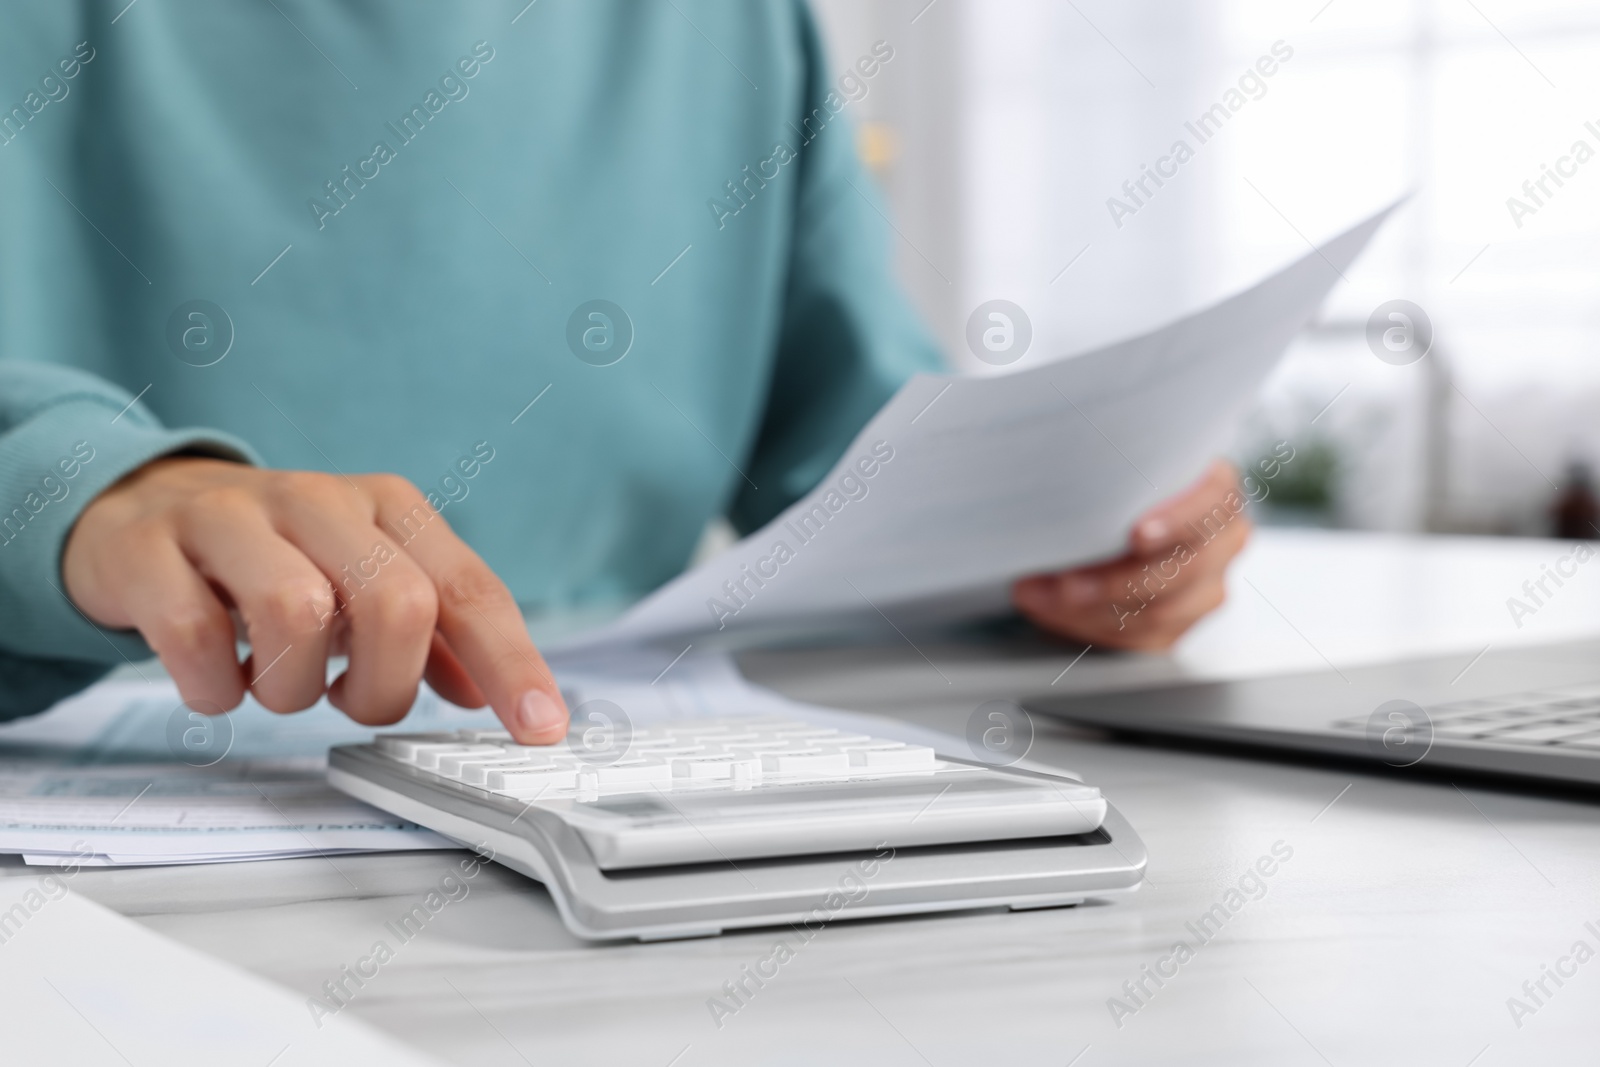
[
  {"left": 726, "top": 5, "right": 946, "bottom": 534},
  {"left": 0, "top": 359, "right": 260, "bottom": 721}
]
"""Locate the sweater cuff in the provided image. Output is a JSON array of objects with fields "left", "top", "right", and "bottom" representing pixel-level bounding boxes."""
[{"left": 0, "top": 398, "right": 260, "bottom": 664}]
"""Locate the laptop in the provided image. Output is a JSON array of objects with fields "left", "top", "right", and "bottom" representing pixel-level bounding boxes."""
[{"left": 1023, "top": 637, "right": 1600, "bottom": 787}]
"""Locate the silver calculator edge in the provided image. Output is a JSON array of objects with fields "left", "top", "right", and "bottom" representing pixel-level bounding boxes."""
[{"left": 328, "top": 744, "right": 1146, "bottom": 941}]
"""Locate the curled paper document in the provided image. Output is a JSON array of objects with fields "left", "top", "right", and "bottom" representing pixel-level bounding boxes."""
[{"left": 562, "top": 203, "right": 1397, "bottom": 650}]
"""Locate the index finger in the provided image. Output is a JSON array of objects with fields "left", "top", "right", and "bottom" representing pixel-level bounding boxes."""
[
  {"left": 1129, "top": 460, "right": 1242, "bottom": 554},
  {"left": 369, "top": 481, "right": 568, "bottom": 744}
]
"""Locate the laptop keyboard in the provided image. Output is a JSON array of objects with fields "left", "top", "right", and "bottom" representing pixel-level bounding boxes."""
[{"left": 1332, "top": 684, "right": 1600, "bottom": 749}]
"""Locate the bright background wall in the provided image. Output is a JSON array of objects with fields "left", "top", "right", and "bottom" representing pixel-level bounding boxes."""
[{"left": 811, "top": 0, "right": 1600, "bottom": 536}]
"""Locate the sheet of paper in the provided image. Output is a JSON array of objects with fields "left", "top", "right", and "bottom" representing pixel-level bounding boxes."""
[
  {"left": 0, "top": 681, "right": 470, "bottom": 864},
  {"left": 0, "top": 876, "right": 442, "bottom": 1066},
  {"left": 562, "top": 204, "right": 1394, "bottom": 650}
]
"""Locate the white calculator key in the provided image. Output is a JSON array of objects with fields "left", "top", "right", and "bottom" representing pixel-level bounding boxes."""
[
  {"left": 482, "top": 744, "right": 576, "bottom": 764},
  {"left": 672, "top": 754, "right": 760, "bottom": 780},
  {"left": 847, "top": 744, "right": 936, "bottom": 769},
  {"left": 435, "top": 751, "right": 522, "bottom": 777},
  {"left": 626, "top": 742, "right": 709, "bottom": 757},
  {"left": 488, "top": 766, "right": 580, "bottom": 794},
  {"left": 758, "top": 738, "right": 858, "bottom": 754},
  {"left": 684, "top": 731, "right": 761, "bottom": 744},
  {"left": 775, "top": 731, "right": 876, "bottom": 746},
  {"left": 436, "top": 750, "right": 560, "bottom": 777},
  {"left": 374, "top": 733, "right": 458, "bottom": 760},
  {"left": 720, "top": 739, "right": 799, "bottom": 752},
  {"left": 459, "top": 759, "right": 549, "bottom": 786},
  {"left": 592, "top": 759, "right": 674, "bottom": 786},
  {"left": 457, "top": 729, "right": 514, "bottom": 743},
  {"left": 760, "top": 750, "right": 850, "bottom": 775},
  {"left": 413, "top": 743, "right": 505, "bottom": 770}
]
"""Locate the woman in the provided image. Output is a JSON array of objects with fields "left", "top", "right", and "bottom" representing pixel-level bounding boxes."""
[{"left": 0, "top": 0, "right": 1246, "bottom": 738}]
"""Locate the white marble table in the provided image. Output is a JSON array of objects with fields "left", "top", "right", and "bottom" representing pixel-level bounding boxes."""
[{"left": 12, "top": 529, "right": 1600, "bottom": 1065}]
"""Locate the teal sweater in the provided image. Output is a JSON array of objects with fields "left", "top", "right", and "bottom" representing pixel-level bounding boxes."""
[{"left": 0, "top": 1, "right": 941, "bottom": 718}]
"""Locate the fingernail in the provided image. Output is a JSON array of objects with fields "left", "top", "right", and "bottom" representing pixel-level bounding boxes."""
[
  {"left": 515, "top": 689, "right": 567, "bottom": 739},
  {"left": 1062, "top": 575, "right": 1100, "bottom": 604},
  {"left": 1137, "top": 518, "right": 1169, "bottom": 545}
]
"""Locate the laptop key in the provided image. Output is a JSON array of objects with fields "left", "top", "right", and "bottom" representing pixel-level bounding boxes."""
[{"left": 1493, "top": 723, "right": 1600, "bottom": 745}]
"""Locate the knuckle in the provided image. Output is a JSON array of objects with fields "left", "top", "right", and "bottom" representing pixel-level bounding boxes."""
[
  {"left": 88, "top": 521, "right": 165, "bottom": 584},
  {"left": 366, "top": 472, "right": 424, "bottom": 503},
  {"left": 385, "top": 498, "right": 444, "bottom": 547},
  {"left": 437, "top": 567, "right": 514, "bottom": 616},
  {"left": 184, "top": 485, "right": 259, "bottom": 518},
  {"left": 275, "top": 470, "right": 358, "bottom": 511},
  {"left": 150, "top": 605, "right": 229, "bottom": 657},
  {"left": 125, "top": 519, "right": 170, "bottom": 550},
  {"left": 251, "top": 580, "right": 336, "bottom": 636},
  {"left": 356, "top": 575, "right": 437, "bottom": 633}
]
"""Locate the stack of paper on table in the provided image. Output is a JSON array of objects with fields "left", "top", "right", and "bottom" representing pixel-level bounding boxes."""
[{"left": 0, "top": 681, "right": 458, "bottom": 867}]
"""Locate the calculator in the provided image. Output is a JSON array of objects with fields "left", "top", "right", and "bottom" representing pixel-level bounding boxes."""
[{"left": 328, "top": 715, "right": 1146, "bottom": 940}]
